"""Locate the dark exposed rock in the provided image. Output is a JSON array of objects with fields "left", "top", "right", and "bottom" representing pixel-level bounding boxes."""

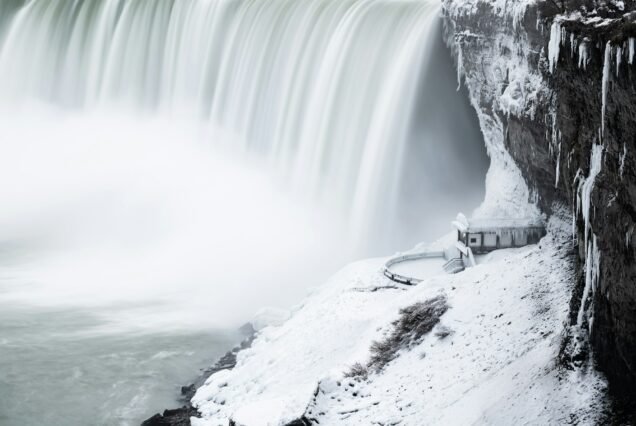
[
  {"left": 230, "top": 416, "right": 316, "bottom": 426},
  {"left": 140, "top": 324, "right": 256, "bottom": 426},
  {"left": 283, "top": 418, "right": 315, "bottom": 426},
  {"left": 141, "top": 407, "right": 198, "bottom": 426},
  {"left": 443, "top": 0, "right": 636, "bottom": 412},
  {"left": 544, "top": 10, "right": 636, "bottom": 403}
]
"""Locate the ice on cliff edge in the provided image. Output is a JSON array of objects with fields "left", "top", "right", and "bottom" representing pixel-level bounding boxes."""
[
  {"left": 191, "top": 215, "right": 606, "bottom": 426},
  {"left": 442, "top": 0, "right": 544, "bottom": 223}
]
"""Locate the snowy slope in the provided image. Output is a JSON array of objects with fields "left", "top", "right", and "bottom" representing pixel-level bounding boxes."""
[{"left": 191, "top": 215, "right": 606, "bottom": 425}]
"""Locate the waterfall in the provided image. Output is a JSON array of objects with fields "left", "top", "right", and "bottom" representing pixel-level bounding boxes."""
[
  {"left": 0, "top": 0, "right": 487, "bottom": 255},
  {"left": 0, "top": 1, "right": 488, "bottom": 389},
  {"left": 0, "top": 0, "right": 431, "bottom": 244}
]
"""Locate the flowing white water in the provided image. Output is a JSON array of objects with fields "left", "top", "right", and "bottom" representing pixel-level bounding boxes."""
[
  {"left": 0, "top": 0, "right": 488, "bottom": 424},
  {"left": 0, "top": 0, "right": 487, "bottom": 307},
  {"left": 0, "top": 0, "right": 450, "bottom": 248}
]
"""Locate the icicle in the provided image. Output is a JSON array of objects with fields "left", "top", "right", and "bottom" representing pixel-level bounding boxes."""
[
  {"left": 620, "top": 143, "right": 627, "bottom": 178},
  {"left": 627, "top": 226, "right": 633, "bottom": 249},
  {"left": 549, "top": 109, "right": 561, "bottom": 189},
  {"left": 549, "top": 110, "right": 559, "bottom": 156},
  {"left": 573, "top": 169, "right": 583, "bottom": 238},
  {"left": 577, "top": 234, "right": 600, "bottom": 328},
  {"left": 456, "top": 43, "right": 463, "bottom": 91},
  {"left": 578, "top": 144, "right": 604, "bottom": 249},
  {"left": 548, "top": 21, "right": 561, "bottom": 73},
  {"left": 512, "top": 3, "right": 527, "bottom": 31},
  {"left": 570, "top": 33, "right": 576, "bottom": 58},
  {"left": 629, "top": 38, "right": 635, "bottom": 64},
  {"left": 616, "top": 46, "right": 622, "bottom": 77},
  {"left": 578, "top": 41, "right": 589, "bottom": 69},
  {"left": 555, "top": 141, "right": 561, "bottom": 188},
  {"left": 577, "top": 238, "right": 593, "bottom": 326},
  {"left": 601, "top": 42, "right": 611, "bottom": 136},
  {"left": 592, "top": 235, "right": 600, "bottom": 293},
  {"left": 572, "top": 213, "right": 577, "bottom": 240},
  {"left": 561, "top": 28, "right": 567, "bottom": 46}
]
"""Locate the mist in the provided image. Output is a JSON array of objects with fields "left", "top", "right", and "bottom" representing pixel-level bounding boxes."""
[
  {"left": 0, "top": 2, "right": 497, "bottom": 424},
  {"left": 0, "top": 1, "right": 489, "bottom": 330},
  {"left": 387, "top": 21, "right": 489, "bottom": 250},
  {"left": 0, "top": 111, "right": 346, "bottom": 330}
]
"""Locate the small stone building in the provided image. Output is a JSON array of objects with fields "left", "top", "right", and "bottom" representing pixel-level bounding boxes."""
[{"left": 452, "top": 215, "right": 546, "bottom": 255}]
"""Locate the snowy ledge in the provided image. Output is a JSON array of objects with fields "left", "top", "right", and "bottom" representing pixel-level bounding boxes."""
[{"left": 191, "top": 215, "right": 606, "bottom": 426}]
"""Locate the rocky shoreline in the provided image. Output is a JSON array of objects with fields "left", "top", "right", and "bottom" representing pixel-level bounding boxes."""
[{"left": 141, "top": 324, "right": 256, "bottom": 426}]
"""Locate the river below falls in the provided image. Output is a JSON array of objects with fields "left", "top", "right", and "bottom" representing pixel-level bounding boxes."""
[{"left": 0, "top": 301, "right": 239, "bottom": 426}]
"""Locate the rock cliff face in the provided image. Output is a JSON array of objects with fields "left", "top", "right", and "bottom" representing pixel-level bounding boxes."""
[{"left": 443, "top": 0, "right": 636, "bottom": 400}]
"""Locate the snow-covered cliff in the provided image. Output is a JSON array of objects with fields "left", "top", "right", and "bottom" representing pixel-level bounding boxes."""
[
  {"left": 174, "top": 215, "right": 604, "bottom": 425},
  {"left": 443, "top": 0, "right": 636, "bottom": 408}
]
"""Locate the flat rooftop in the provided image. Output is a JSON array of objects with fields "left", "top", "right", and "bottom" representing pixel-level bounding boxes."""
[{"left": 453, "top": 217, "right": 544, "bottom": 233}]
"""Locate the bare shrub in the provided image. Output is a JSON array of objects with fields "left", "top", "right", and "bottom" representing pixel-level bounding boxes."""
[
  {"left": 367, "top": 294, "right": 448, "bottom": 372},
  {"left": 343, "top": 362, "right": 369, "bottom": 379}
]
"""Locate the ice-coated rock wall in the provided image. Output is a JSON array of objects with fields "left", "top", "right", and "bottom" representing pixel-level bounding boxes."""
[{"left": 443, "top": 0, "right": 636, "bottom": 397}]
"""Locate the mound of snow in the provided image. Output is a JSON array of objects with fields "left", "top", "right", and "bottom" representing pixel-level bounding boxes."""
[{"left": 251, "top": 307, "right": 291, "bottom": 331}]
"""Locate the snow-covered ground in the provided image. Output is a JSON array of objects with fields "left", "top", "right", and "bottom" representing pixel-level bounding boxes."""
[{"left": 191, "top": 214, "right": 607, "bottom": 425}]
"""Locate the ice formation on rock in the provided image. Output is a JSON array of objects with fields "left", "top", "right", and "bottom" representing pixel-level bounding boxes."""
[
  {"left": 601, "top": 42, "right": 611, "bottom": 136},
  {"left": 578, "top": 41, "right": 589, "bottom": 69},
  {"left": 548, "top": 21, "right": 562, "bottom": 73}
]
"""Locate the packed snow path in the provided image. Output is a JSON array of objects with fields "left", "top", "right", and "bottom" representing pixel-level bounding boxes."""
[{"left": 191, "top": 216, "right": 606, "bottom": 426}]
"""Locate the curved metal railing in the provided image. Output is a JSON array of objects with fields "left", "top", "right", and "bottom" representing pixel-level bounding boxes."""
[{"left": 382, "top": 250, "right": 445, "bottom": 285}]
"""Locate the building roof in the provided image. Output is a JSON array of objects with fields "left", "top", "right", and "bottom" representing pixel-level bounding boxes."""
[
  {"left": 451, "top": 214, "right": 544, "bottom": 233},
  {"left": 468, "top": 218, "right": 543, "bottom": 231}
]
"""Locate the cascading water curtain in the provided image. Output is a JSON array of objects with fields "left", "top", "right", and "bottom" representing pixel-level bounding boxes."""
[{"left": 0, "top": 0, "right": 440, "bottom": 252}]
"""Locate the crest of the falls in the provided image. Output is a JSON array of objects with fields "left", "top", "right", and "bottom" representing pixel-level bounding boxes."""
[{"left": 0, "top": 0, "right": 478, "bottom": 253}]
